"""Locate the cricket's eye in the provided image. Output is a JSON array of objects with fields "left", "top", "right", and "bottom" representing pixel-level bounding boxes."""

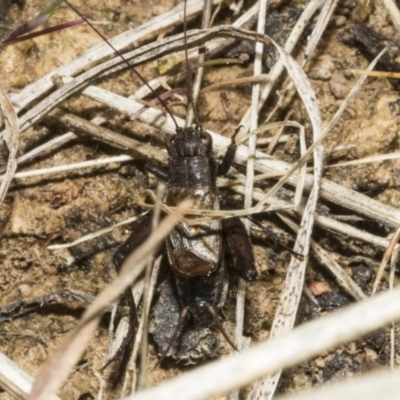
[
  {"left": 200, "top": 131, "right": 212, "bottom": 149},
  {"left": 166, "top": 134, "right": 175, "bottom": 151}
]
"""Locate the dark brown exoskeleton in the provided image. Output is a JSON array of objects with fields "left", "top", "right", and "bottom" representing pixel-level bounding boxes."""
[{"left": 113, "top": 124, "right": 257, "bottom": 361}]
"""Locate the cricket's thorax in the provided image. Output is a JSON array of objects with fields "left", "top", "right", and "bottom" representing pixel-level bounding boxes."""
[
  {"left": 168, "top": 156, "right": 215, "bottom": 189},
  {"left": 164, "top": 126, "right": 223, "bottom": 279}
]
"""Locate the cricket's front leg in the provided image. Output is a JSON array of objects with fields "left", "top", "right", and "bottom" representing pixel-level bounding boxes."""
[
  {"left": 217, "top": 127, "right": 241, "bottom": 176},
  {"left": 217, "top": 139, "right": 237, "bottom": 176}
]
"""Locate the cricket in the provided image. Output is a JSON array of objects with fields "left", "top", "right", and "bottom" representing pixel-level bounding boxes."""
[{"left": 1, "top": 1, "right": 400, "bottom": 400}]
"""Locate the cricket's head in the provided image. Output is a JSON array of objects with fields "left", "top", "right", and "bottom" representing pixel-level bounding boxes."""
[{"left": 166, "top": 126, "right": 212, "bottom": 158}]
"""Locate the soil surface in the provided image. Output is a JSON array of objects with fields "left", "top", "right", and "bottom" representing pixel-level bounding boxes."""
[{"left": 0, "top": 0, "right": 399, "bottom": 399}]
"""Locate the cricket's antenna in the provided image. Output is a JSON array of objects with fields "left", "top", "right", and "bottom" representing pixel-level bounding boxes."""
[
  {"left": 184, "top": 0, "right": 213, "bottom": 128},
  {"left": 64, "top": 0, "right": 180, "bottom": 131},
  {"left": 183, "top": 0, "right": 208, "bottom": 128},
  {"left": 183, "top": 0, "right": 200, "bottom": 128}
]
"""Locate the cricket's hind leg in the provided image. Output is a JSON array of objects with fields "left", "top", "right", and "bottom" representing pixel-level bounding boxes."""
[
  {"left": 221, "top": 195, "right": 304, "bottom": 261},
  {"left": 222, "top": 215, "right": 258, "bottom": 282},
  {"left": 216, "top": 128, "right": 257, "bottom": 282},
  {"left": 105, "top": 211, "right": 154, "bottom": 373}
]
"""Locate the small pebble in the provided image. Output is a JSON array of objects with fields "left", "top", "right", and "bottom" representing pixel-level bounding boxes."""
[
  {"left": 308, "top": 56, "right": 335, "bottom": 81},
  {"left": 308, "top": 281, "right": 331, "bottom": 296},
  {"left": 330, "top": 72, "right": 351, "bottom": 99}
]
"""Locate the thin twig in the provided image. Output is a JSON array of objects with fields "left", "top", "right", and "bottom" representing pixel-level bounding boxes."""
[
  {"left": 139, "top": 185, "right": 164, "bottom": 391},
  {"left": 0, "top": 78, "right": 18, "bottom": 206}
]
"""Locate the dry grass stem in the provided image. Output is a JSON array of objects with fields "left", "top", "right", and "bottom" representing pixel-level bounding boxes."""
[
  {"left": 352, "top": 69, "right": 400, "bottom": 79},
  {"left": 108, "top": 280, "right": 144, "bottom": 369},
  {"left": 303, "top": 0, "right": 338, "bottom": 63},
  {"left": 276, "top": 367, "right": 400, "bottom": 400},
  {"left": 200, "top": 74, "right": 270, "bottom": 93},
  {"left": 292, "top": 123, "right": 306, "bottom": 210},
  {"left": 126, "top": 257, "right": 162, "bottom": 396},
  {"left": 0, "top": 352, "right": 61, "bottom": 400},
  {"left": 1, "top": 155, "right": 133, "bottom": 183},
  {"left": 0, "top": 78, "right": 18, "bottom": 207},
  {"left": 380, "top": 0, "right": 400, "bottom": 32},
  {"left": 371, "top": 226, "right": 400, "bottom": 296},
  {"left": 47, "top": 212, "right": 147, "bottom": 250},
  {"left": 249, "top": 39, "right": 324, "bottom": 395},
  {"left": 237, "top": 0, "right": 323, "bottom": 137},
  {"left": 185, "top": 0, "right": 212, "bottom": 126},
  {"left": 235, "top": 0, "right": 267, "bottom": 363},
  {"left": 328, "top": 151, "right": 400, "bottom": 168},
  {"left": 390, "top": 249, "right": 398, "bottom": 369},
  {"left": 139, "top": 185, "right": 164, "bottom": 391}
]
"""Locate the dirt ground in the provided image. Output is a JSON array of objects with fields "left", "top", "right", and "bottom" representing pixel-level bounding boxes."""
[{"left": 0, "top": 0, "right": 400, "bottom": 399}]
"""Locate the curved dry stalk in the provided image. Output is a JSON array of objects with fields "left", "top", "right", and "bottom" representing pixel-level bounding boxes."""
[
  {"left": 236, "top": 0, "right": 324, "bottom": 139},
  {"left": 6, "top": 25, "right": 322, "bottom": 145}
]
